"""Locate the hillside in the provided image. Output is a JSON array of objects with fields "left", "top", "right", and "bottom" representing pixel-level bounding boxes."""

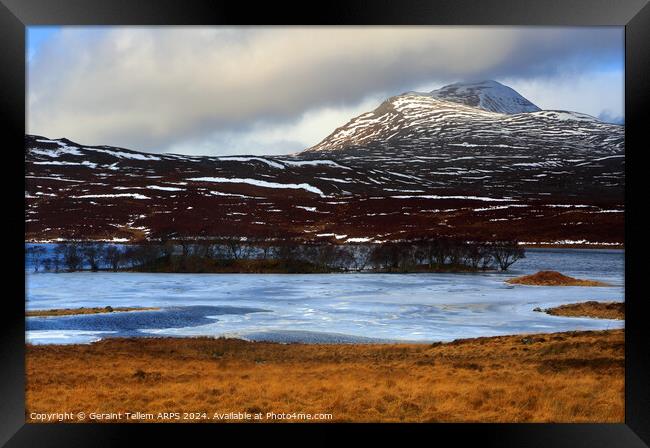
[{"left": 25, "top": 81, "right": 624, "bottom": 244}]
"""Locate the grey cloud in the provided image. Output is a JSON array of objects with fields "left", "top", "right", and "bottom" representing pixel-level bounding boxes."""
[
  {"left": 28, "top": 26, "right": 623, "bottom": 154},
  {"left": 598, "top": 111, "right": 625, "bottom": 125}
]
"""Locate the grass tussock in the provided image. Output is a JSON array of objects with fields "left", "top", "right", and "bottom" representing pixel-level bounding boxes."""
[
  {"left": 25, "top": 329, "right": 624, "bottom": 423},
  {"left": 536, "top": 301, "right": 624, "bottom": 320},
  {"left": 26, "top": 306, "right": 160, "bottom": 317},
  {"left": 507, "top": 271, "right": 609, "bottom": 286}
]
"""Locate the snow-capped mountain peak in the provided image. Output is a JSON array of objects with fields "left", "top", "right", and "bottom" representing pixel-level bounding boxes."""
[
  {"left": 306, "top": 86, "right": 619, "bottom": 154},
  {"left": 429, "top": 80, "right": 541, "bottom": 114}
]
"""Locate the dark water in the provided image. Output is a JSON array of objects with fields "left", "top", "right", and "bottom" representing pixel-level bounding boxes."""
[{"left": 27, "top": 306, "right": 268, "bottom": 340}]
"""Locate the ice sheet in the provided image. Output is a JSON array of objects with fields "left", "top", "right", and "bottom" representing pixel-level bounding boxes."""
[{"left": 25, "top": 249, "right": 624, "bottom": 345}]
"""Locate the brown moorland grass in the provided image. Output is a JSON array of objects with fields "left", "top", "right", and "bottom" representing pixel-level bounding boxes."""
[
  {"left": 26, "top": 306, "right": 160, "bottom": 317},
  {"left": 537, "top": 301, "right": 624, "bottom": 320},
  {"left": 507, "top": 271, "right": 609, "bottom": 286},
  {"left": 25, "top": 329, "right": 624, "bottom": 423}
]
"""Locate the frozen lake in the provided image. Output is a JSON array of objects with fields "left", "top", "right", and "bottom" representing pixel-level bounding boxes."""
[{"left": 25, "top": 248, "right": 624, "bottom": 344}]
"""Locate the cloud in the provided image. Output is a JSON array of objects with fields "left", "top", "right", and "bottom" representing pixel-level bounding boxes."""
[
  {"left": 502, "top": 70, "right": 624, "bottom": 123},
  {"left": 165, "top": 95, "right": 388, "bottom": 155},
  {"left": 27, "top": 26, "right": 624, "bottom": 155},
  {"left": 597, "top": 110, "right": 625, "bottom": 125}
]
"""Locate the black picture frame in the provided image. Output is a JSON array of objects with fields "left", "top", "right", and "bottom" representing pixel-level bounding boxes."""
[{"left": 2, "top": 0, "right": 649, "bottom": 446}]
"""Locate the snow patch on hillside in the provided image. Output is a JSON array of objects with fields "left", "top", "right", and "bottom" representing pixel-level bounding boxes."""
[
  {"left": 71, "top": 193, "right": 151, "bottom": 200},
  {"left": 218, "top": 156, "right": 285, "bottom": 169},
  {"left": 188, "top": 177, "right": 326, "bottom": 197}
]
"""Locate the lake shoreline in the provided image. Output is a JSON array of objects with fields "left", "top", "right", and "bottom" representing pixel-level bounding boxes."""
[
  {"left": 26, "top": 329, "right": 624, "bottom": 423},
  {"left": 26, "top": 240, "right": 624, "bottom": 249}
]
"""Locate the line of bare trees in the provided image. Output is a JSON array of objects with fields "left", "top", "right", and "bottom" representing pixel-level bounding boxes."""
[
  {"left": 26, "top": 238, "right": 525, "bottom": 273},
  {"left": 366, "top": 239, "right": 525, "bottom": 272}
]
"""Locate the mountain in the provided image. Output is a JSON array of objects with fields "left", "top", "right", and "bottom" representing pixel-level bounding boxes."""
[
  {"left": 25, "top": 81, "right": 624, "bottom": 245},
  {"left": 307, "top": 81, "right": 618, "bottom": 154}
]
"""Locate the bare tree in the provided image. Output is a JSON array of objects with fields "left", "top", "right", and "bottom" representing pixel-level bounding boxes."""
[
  {"left": 56, "top": 243, "right": 83, "bottom": 272},
  {"left": 42, "top": 257, "right": 53, "bottom": 272},
  {"left": 315, "top": 244, "right": 342, "bottom": 270},
  {"left": 220, "top": 237, "right": 248, "bottom": 260},
  {"left": 333, "top": 247, "right": 356, "bottom": 271},
  {"left": 52, "top": 253, "right": 61, "bottom": 272},
  {"left": 103, "top": 245, "right": 123, "bottom": 271},
  {"left": 347, "top": 244, "right": 372, "bottom": 271},
  {"left": 369, "top": 243, "right": 413, "bottom": 271},
  {"left": 123, "top": 243, "right": 162, "bottom": 270},
  {"left": 26, "top": 245, "right": 46, "bottom": 272},
  {"left": 488, "top": 241, "right": 525, "bottom": 271},
  {"left": 258, "top": 242, "right": 274, "bottom": 260},
  {"left": 462, "top": 243, "right": 484, "bottom": 270},
  {"left": 446, "top": 239, "right": 466, "bottom": 266},
  {"left": 275, "top": 240, "right": 300, "bottom": 262},
  {"left": 81, "top": 242, "right": 104, "bottom": 271},
  {"left": 420, "top": 238, "right": 449, "bottom": 267},
  {"left": 368, "top": 244, "right": 389, "bottom": 270},
  {"left": 478, "top": 244, "right": 494, "bottom": 271},
  {"left": 158, "top": 232, "right": 177, "bottom": 260}
]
